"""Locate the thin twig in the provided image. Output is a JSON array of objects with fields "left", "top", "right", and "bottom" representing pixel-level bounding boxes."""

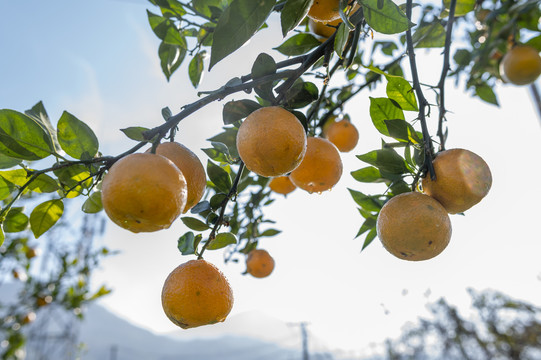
[
  {"left": 436, "top": 0, "right": 457, "bottom": 151},
  {"left": 198, "top": 162, "right": 245, "bottom": 259},
  {"left": 405, "top": 0, "right": 435, "bottom": 180}
]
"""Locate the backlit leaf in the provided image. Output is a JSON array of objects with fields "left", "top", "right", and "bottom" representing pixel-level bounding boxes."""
[
  {"left": 360, "top": 0, "right": 412, "bottom": 34},
  {"left": 3, "top": 207, "right": 29, "bottom": 233},
  {"left": 207, "top": 232, "right": 237, "bottom": 250},
  {"left": 280, "top": 0, "right": 313, "bottom": 36},
  {"left": 209, "top": 0, "right": 275, "bottom": 69},
  {"left": 274, "top": 33, "right": 321, "bottom": 56},
  {"left": 30, "top": 199, "right": 64, "bottom": 238},
  {"left": 357, "top": 148, "right": 409, "bottom": 174},
  {"left": 57, "top": 111, "right": 99, "bottom": 160},
  {"left": 189, "top": 51, "right": 205, "bottom": 88},
  {"left": 369, "top": 97, "right": 405, "bottom": 136},
  {"left": 0, "top": 109, "right": 54, "bottom": 160},
  {"left": 177, "top": 231, "right": 196, "bottom": 255},
  {"left": 181, "top": 217, "right": 210, "bottom": 231},
  {"left": 207, "top": 161, "right": 232, "bottom": 193},
  {"left": 82, "top": 192, "right": 103, "bottom": 214}
]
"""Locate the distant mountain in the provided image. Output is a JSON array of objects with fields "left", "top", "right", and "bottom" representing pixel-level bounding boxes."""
[
  {"left": 80, "top": 305, "right": 299, "bottom": 360},
  {"left": 1, "top": 282, "right": 383, "bottom": 360}
]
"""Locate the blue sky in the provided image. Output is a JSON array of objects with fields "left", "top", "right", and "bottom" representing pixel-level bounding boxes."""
[{"left": 2, "top": 1, "right": 541, "bottom": 357}]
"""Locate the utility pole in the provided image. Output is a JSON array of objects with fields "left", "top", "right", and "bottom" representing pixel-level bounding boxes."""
[{"left": 288, "top": 321, "right": 310, "bottom": 360}]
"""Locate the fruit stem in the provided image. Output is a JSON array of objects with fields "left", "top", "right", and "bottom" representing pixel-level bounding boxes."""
[
  {"left": 198, "top": 162, "right": 245, "bottom": 259},
  {"left": 436, "top": 0, "right": 457, "bottom": 152},
  {"left": 405, "top": 0, "right": 436, "bottom": 180}
]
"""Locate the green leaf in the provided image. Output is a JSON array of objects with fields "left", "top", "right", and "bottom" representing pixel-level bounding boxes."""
[
  {"left": 207, "top": 232, "right": 237, "bottom": 250},
  {"left": 0, "top": 109, "right": 54, "bottom": 160},
  {"left": 348, "top": 189, "right": 383, "bottom": 212},
  {"left": 223, "top": 100, "right": 261, "bottom": 125},
  {"left": 54, "top": 164, "right": 92, "bottom": 198},
  {"left": 274, "top": 33, "right": 321, "bottom": 56},
  {"left": 0, "top": 169, "right": 57, "bottom": 194},
  {"left": 361, "top": 227, "right": 377, "bottom": 250},
  {"left": 82, "top": 192, "right": 103, "bottom": 214},
  {"left": 351, "top": 166, "right": 385, "bottom": 183},
  {"left": 526, "top": 35, "right": 541, "bottom": 52},
  {"left": 0, "top": 176, "right": 13, "bottom": 200},
  {"left": 25, "top": 101, "right": 61, "bottom": 153},
  {"left": 30, "top": 199, "right": 64, "bottom": 238},
  {"left": 0, "top": 153, "right": 21, "bottom": 169},
  {"left": 209, "top": 0, "right": 276, "bottom": 69},
  {"left": 384, "top": 119, "right": 421, "bottom": 144},
  {"left": 210, "top": 193, "right": 228, "bottom": 210},
  {"left": 357, "top": 148, "right": 409, "bottom": 174},
  {"left": 147, "top": 10, "right": 186, "bottom": 45},
  {"left": 207, "top": 161, "right": 232, "bottom": 193},
  {"left": 0, "top": 227, "right": 4, "bottom": 247},
  {"left": 284, "top": 80, "right": 319, "bottom": 109},
  {"left": 360, "top": 0, "right": 412, "bottom": 34},
  {"left": 192, "top": 0, "right": 225, "bottom": 18},
  {"left": 412, "top": 22, "right": 446, "bottom": 48},
  {"left": 334, "top": 23, "right": 350, "bottom": 58},
  {"left": 57, "top": 111, "right": 99, "bottom": 160},
  {"left": 281, "top": 0, "right": 313, "bottom": 36},
  {"left": 120, "top": 127, "right": 151, "bottom": 141},
  {"left": 369, "top": 97, "right": 405, "bottom": 136},
  {"left": 443, "top": 0, "right": 475, "bottom": 16},
  {"left": 189, "top": 51, "right": 205, "bottom": 88},
  {"left": 386, "top": 77, "right": 418, "bottom": 111},
  {"left": 259, "top": 228, "right": 281, "bottom": 237},
  {"left": 88, "top": 285, "right": 112, "bottom": 301},
  {"left": 0, "top": 169, "right": 28, "bottom": 187},
  {"left": 177, "top": 231, "right": 196, "bottom": 255},
  {"left": 208, "top": 127, "right": 239, "bottom": 158},
  {"left": 190, "top": 201, "right": 211, "bottom": 214},
  {"left": 181, "top": 217, "right": 210, "bottom": 231},
  {"left": 355, "top": 217, "right": 376, "bottom": 238},
  {"left": 3, "top": 207, "right": 29, "bottom": 233},
  {"left": 252, "top": 53, "right": 277, "bottom": 101},
  {"left": 475, "top": 84, "right": 499, "bottom": 106},
  {"left": 159, "top": 41, "right": 186, "bottom": 81}
]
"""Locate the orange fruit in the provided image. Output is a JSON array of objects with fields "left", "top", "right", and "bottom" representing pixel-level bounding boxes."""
[
  {"left": 308, "top": 0, "right": 341, "bottom": 23},
  {"left": 289, "top": 137, "right": 343, "bottom": 193},
  {"left": 153, "top": 142, "right": 206, "bottom": 213},
  {"left": 22, "top": 312, "right": 36, "bottom": 324},
  {"left": 236, "top": 106, "right": 307, "bottom": 177},
  {"left": 269, "top": 176, "right": 296, "bottom": 195},
  {"left": 307, "top": 0, "right": 359, "bottom": 24},
  {"left": 376, "top": 192, "right": 452, "bottom": 261},
  {"left": 246, "top": 249, "right": 275, "bottom": 278},
  {"left": 421, "top": 148, "right": 492, "bottom": 214},
  {"left": 321, "top": 115, "right": 338, "bottom": 136},
  {"left": 101, "top": 153, "right": 187, "bottom": 233},
  {"left": 324, "top": 119, "right": 359, "bottom": 152},
  {"left": 309, "top": 18, "right": 340, "bottom": 39},
  {"left": 500, "top": 45, "right": 541, "bottom": 85},
  {"left": 161, "top": 259, "right": 233, "bottom": 329}
]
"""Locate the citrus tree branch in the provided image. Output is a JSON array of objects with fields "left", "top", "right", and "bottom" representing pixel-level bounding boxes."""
[
  {"left": 198, "top": 162, "right": 245, "bottom": 259},
  {"left": 437, "top": 0, "right": 458, "bottom": 151},
  {"left": 405, "top": 0, "right": 435, "bottom": 180}
]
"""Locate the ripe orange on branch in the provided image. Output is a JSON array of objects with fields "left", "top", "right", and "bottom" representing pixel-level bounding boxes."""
[
  {"left": 246, "top": 249, "right": 275, "bottom": 278},
  {"left": 101, "top": 153, "right": 187, "bottom": 233},
  {"left": 376, "top": 192, "right": 452, "bottom": 261},
  {"left": 500, "top": 45, "right": 541, "bottom": 85},
  {"left": 269, "top": 176, "right": 296, "bottom": 195},
  {"left": 290, "top": 137, "right": 343, "bottom": 193},
  {"left": 421, "top": 148, "right": 492, "bottom": 214},
  {"left": 236, "top": 106, "right": 307, "bottom": 177},
  {"left": 152, "top": 142, "right": 206, "bottom": 213},
  {"left": 324, "top": 119, "right": 359, "bottom": 152},
  {"left": 161, "top": 259, "right": 233, "bottom": 329}
]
